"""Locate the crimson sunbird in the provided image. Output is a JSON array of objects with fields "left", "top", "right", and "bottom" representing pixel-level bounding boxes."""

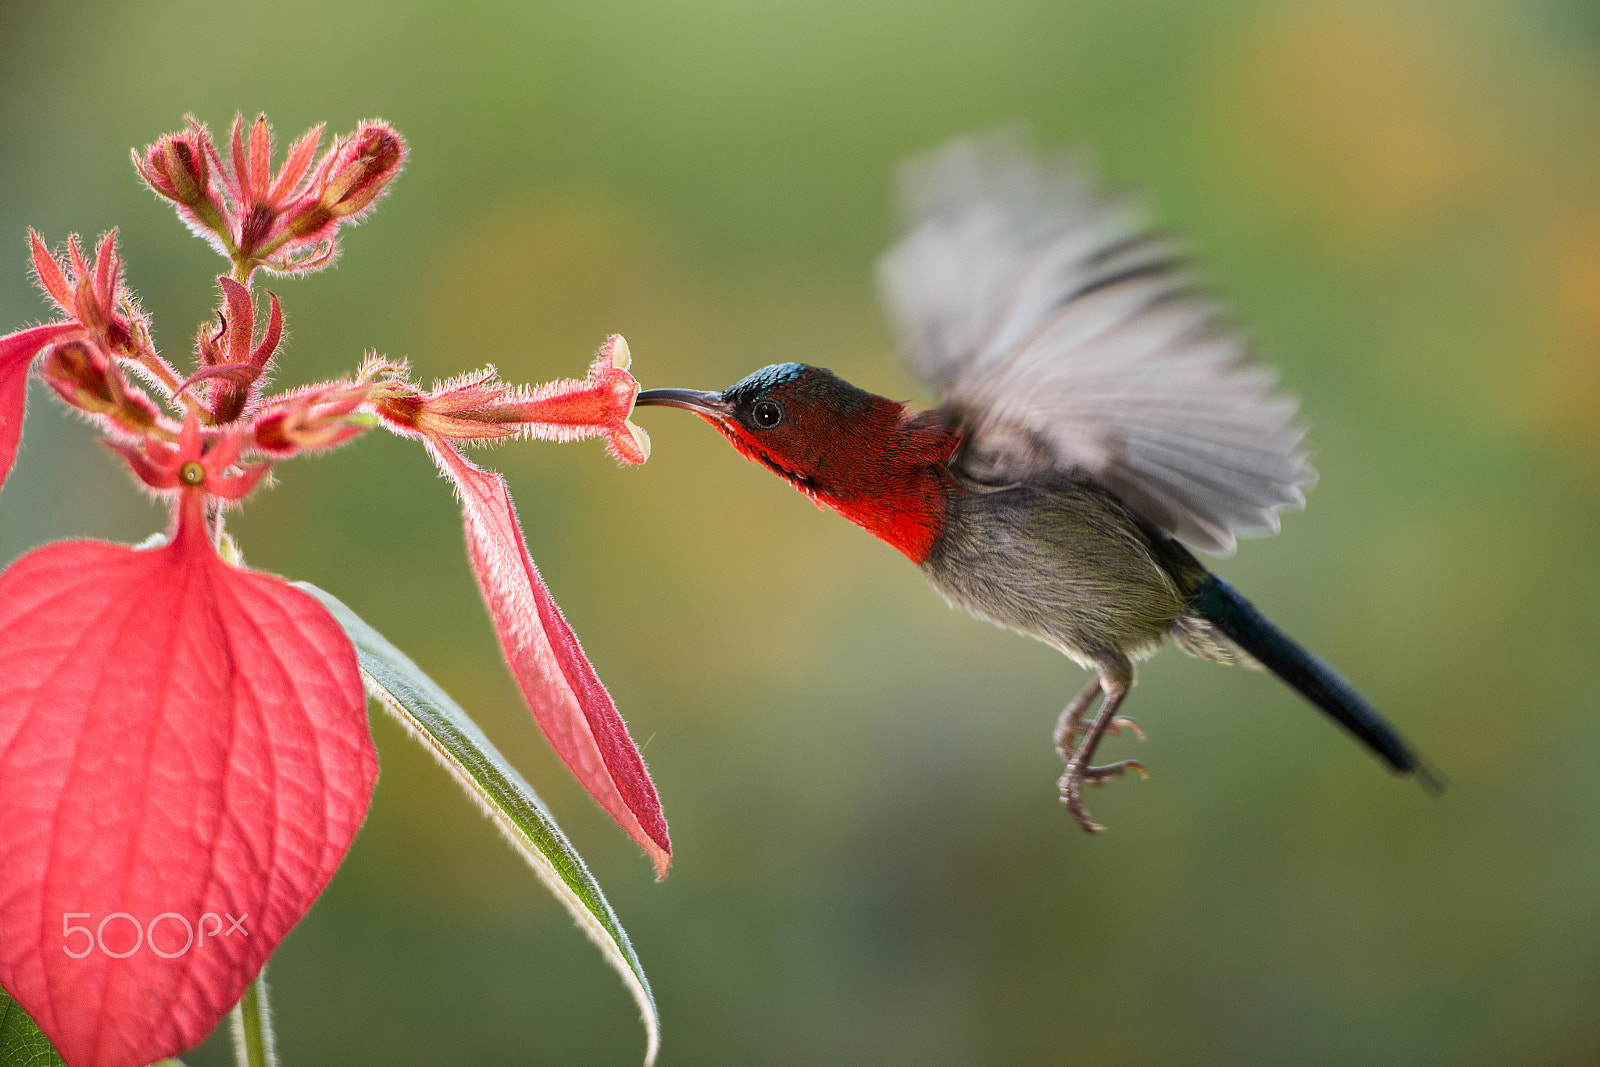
[{"left": 635, "top": 132, "right": 1441, "bottom": 831}]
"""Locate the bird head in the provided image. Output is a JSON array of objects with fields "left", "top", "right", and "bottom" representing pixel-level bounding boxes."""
[{"left": 635, "top": 362, "right": 962, "bottom": 562}]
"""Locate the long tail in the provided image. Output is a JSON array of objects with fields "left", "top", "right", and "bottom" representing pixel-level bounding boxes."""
[{"left": 1193, "top": 575, "right": 1443, "bottom": 794}]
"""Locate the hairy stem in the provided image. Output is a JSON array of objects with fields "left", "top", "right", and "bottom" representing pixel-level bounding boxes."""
[{"left": 229, "top": 973, "right": 278, "bottom": 1067}]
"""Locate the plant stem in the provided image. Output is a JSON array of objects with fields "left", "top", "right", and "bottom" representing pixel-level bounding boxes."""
[{"left": 230, "top": 972, "right": 278, "bottom": 1067}]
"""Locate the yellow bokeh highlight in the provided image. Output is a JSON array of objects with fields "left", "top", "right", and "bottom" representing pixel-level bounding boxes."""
[{"left": 1215, "top": 4, "right": 1489, "bottom": 254}]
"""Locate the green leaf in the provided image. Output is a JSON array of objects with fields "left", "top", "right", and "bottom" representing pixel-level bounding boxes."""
[
  {"left": 295, "top": 583, "right": 660, "bottom": 1066},
  {"left": 0, "top": 987, "right": 65, "bottom": 1067}
]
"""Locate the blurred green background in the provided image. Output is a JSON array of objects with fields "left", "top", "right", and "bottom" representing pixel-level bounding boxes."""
[{"left": 3, "top": 0, "right": 1598, "bottom": 1063}]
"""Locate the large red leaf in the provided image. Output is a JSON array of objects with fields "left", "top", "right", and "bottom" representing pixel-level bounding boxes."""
[
  {"left": 428, "top": 437, "right": 670, "bottom": 877},
  {"left": 0, "top": 323, "right": 81, "bottom": 493},
  {"left": 0, "top": 511, "right": 376, "bottom": 1067}
]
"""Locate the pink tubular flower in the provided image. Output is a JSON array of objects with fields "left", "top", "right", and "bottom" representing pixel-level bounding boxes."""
[
  {"left": 0, "top": 115, "right": 669, "bottom": 1065},
  {"left": 381, "top": 334, "right": 651, "bottom": 459}
]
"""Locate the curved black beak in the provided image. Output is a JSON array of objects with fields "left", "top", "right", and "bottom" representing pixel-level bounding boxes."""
[{"left": 634, "top": 388, "right": 731, "bottom": 418}]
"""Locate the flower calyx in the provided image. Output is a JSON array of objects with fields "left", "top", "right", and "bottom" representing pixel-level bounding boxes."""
[
  {"left": 283, "top": 122, "right": 406, "bottom": 244},
  {"left": 30, "top": 230, "right": 142, "bottom": 357},
  {"left": 253, "top": 380, "right": 379, "bottom": 457},
  {"left": 186, "top": 277, "right": 284, "bottom": 423}
]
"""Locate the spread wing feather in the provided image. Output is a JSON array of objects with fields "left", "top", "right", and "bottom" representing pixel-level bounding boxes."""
[{"left": 877, "top": 130, "right": 1315, "bottom": 555}]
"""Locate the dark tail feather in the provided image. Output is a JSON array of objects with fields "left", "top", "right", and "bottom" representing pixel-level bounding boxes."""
[{"left": 1193, "top": 575, "right": 1444, "bottom": 795}]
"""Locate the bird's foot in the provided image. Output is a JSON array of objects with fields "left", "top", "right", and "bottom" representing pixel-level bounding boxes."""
[
  {"left": 1058, "top": 766, "right": 1104, "bottom": 833},
  {"left": 1058, "top": 759, "right": 1148, "bottom": 833},
  {"left": 1054, "top": 670, "right": 1140, "bottom": 833}
]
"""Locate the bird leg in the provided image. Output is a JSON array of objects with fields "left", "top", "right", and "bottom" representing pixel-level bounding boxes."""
[
  {"left": 1053, "top": 678, "right": 1144, "bottom": 761},
  {"left": 1057, "top": 672, "right": 1147, "bottom": 833},
  {"left": 1052, "top": 677, "right": 1104, "bottom": 759}
]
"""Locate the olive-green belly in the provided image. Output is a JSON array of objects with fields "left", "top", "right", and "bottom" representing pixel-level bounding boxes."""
[{"left": 920, "top": 481, "right": 1189, "bottom": 668}]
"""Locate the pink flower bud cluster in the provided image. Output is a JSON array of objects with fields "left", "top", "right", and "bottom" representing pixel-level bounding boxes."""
[{"left": 133, "top": 114, "right": 405, "bottom": 276}]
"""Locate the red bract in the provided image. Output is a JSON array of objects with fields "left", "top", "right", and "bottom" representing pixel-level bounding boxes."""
[
  {"left": 0, "top": 490, "right": 374, "bottom": 1067},
  {"left": 1, "top": 323, "right": 82, "bottom": 487},
  {"left": 430, "top": 440, "right": 669, "bottom": 876}
]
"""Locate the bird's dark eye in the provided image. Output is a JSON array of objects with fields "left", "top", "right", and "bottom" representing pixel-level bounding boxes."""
[{"left": 752, "top": 400, "right": 783, "bottom": 429}]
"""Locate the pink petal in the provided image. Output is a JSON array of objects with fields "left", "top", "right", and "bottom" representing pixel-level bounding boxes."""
[
  {"left": 90, "top": 233, "right": 119, "bottom": 315},
  {"left": 427, "top": 437, "right": 671, "bottom": 877},
  {"left": 251, "top": 291, "right": 283, "bottom": 367},
  {"left": 206, "top": 462, "right": 273, "bottom": 502},
  {"left": 246, "top": 116, "right": 272, "bottom": 204},
  {"left": 494, "top": 346, "right": 639, "bottom": 443},
  {"left": 268, "top": 124, "right": 325, "bottom": 203},
  {"left": 104, "top": 440, "right": 180, "bottom": 491},
  {"left": 216, "top": 277, "right": 254, "bottom": 365},
  {"left": 1, "top": 322, "right": 82, "bottom": 493},
  {"left": 0, "top": 502, "right": 376, "bottom": 1067},
  {"left": 29, "top": 231, "right": 74, "bottom": 314}
]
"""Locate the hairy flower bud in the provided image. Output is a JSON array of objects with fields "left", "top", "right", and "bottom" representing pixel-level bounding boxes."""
[
  {"left": 254, "top": 384, "right": 371, "bottom": 456},
  {"left": 321, "top": 124, "right": 404, "bottom": 219},
  {"left": 40, "top": 340, "right": 160, "bottom": 437},
  {"left": 40, "top": 340, "right": 118, "bottom": 412},
  {"left": 134, "top": 119, "right": 229, "bottom": 250},
  {"left": 51, "top": 233, "right": 136, "bottom": 356},
  {"left": 138, "top": 132, "right": 211, "bottom": 207},
  {"left": 283, "top": 123, "right": 406, "bottom": 246}
]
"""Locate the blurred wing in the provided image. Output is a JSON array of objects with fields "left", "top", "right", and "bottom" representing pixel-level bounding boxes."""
[{"left": 877, "top": 130, "right": 1315, "bottom": 556}]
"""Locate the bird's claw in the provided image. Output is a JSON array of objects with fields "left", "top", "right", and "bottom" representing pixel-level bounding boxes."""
[
  {"left": 1106, "top": 716, "right": 1144, "bottom": 741},
  {"left": 1085, "top": 759, "right": 1147, "bottom": 783},
  {"left": 1058, "top": 758, "right": 1147, "bottom": 833},
  {"left": 1058, "top": 769, "right": 1105, "bottom": 833}
]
